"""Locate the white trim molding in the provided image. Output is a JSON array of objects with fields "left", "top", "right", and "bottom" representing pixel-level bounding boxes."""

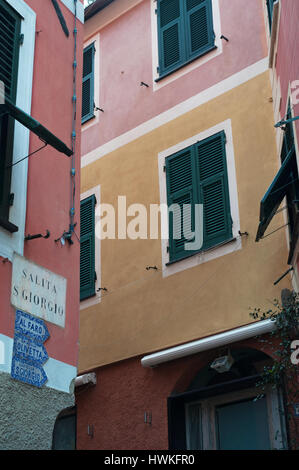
[{"left": 141, "top": 319, "right": 275, "bottom": 368}]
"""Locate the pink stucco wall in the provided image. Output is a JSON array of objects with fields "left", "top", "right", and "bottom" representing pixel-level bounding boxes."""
[{"left": 81, "top": 0, "right": 268, "bottom": 155}]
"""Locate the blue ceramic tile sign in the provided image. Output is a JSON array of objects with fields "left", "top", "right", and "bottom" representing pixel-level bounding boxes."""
[{"left": 11, "top": 310, "right": 50, "bottom": 388}]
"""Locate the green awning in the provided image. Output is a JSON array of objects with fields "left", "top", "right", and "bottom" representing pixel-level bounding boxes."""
[
  {"left": 256, "top": 148, "right": 295, "bottom": 242},
  {"left": 0, "top": 102, "right": 73, "bottom": 157}
]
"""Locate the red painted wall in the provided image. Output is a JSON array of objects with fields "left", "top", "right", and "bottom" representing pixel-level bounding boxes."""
[
  {"left": 0, "top": 0, "right": 83, "bottom": 367},
  {"left": 76, "top": 339, "right": 277, "bottom": 450}
]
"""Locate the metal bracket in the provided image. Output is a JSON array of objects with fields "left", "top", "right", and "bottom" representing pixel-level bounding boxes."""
[{"left": 25, "top": 230, "right": 50, "bottom": 241}]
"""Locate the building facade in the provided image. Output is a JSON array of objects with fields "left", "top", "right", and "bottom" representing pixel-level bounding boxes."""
[
  {"left": 256, "top": 0, "right": 299, "bottom": 293},
  {"left": 76, "top": 0, "right": 297, "bottom": 450},
  {"left": 0, "top": 0, "right": 84, "bottom": 449}
]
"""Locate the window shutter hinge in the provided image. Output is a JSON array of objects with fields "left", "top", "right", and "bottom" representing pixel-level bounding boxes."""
[
  {"left": 19, "top": 34, "right": 24, "bottom": 45},
  {"left": 157, "top": 66, "right": 160, "bottom": 73},
  {"left": 163, "top": 165, "right": 166, "bottom": 172},
  {"left": 94, "top": 271, "right": 97, "bottom": 282},
  {"left": 166, "top": 246, "right": 169, "bottom": 253},
  {"left": 9, "top": 193, "right": 14, "bottom": 207}
]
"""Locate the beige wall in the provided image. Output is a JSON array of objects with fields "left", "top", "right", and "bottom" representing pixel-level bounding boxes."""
[{"left": 79, "top": 71, "right": 291, "bottom": 373}]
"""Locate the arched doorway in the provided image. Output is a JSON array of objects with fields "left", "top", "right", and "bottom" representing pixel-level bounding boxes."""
[
  {"left": 52, "top": 407, "right": 77, "bottom": 450},
  {"left": 168, "top": 348, "right": 288, "bottom": 450}
]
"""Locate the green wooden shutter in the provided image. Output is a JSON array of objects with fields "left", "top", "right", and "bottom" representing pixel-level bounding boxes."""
[
  {"left": 80, "top": 195, "right": 96, "bottom": 300},
  {"left": 185, "top": 0, "right": 215, "bottom": 60},
  {"left": 157, "top": 0, "right": 185, "bottom": 76},
  {"left": 266, "top": 0, "right": 275, "bottom": 32},
  {"left": 0, "top": 0, "right": 21, "bottom": 104},
  {"left": 82, "top": 43, "right": 95, "bottom": 124},
  {"left": 196, "top": 131, "right": 232, "bottom": 250},
  {"left": 0, "top": 0, "right": 21, "bottom": 224},
  {"left": 166, "top": 146, "right": 198, "bottom": 262},
  {"left": 157, "top": 0, "right": 214, "bottom": 78}
]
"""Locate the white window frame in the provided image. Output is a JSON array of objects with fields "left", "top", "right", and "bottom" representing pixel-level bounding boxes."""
[
  {"left": 151, "top": 0, "right": 223, "bottom": 91},
  {"left": 0, "top": 0, "right": 36, "bottom": 261},
  {"left": 158, "top": 119, "right": 241, "bottom": 278},
  {"left": 80, "top": 185, "right": 102, "bottom": 309},
  {"left": 185, "top": 386, "right": 287, "bottom": 450}
]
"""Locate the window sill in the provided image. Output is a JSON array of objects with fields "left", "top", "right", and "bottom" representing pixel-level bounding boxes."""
[
  {"left": 156, "top": 45, "right": 217, "bottom": 83},
  {"left": 0, "top": 217, "right": 18, "bottom": 233},
  {"left": 82, "top": 114, "right": 95, "bottom": 126},
  {"left": 166, "top": 236, "right": 236, "bottom": 266}
]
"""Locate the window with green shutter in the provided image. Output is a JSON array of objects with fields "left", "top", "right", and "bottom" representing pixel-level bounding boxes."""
[
  {"left": 166, "top": 131, "right": 232, "bottom": 263},
  {"left": 80, "top": 195, "right": 96, "bottom": 300},
  {"left": 82, "top": 43, "right": 95, "bottom": 124},
  {"left": 0, "top": 0, "right": 21, "bottom": 229},
  {"left": 157, "top": 0, "right": 215, "bottom": 79}
]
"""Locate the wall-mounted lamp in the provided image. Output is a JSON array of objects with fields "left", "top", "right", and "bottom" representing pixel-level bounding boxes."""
[
  {"left": 55, "top": 228, "right": 74, "bottom": 246},
  {"left": 210, "top": 351, "right": 234, "bottom": 373}
]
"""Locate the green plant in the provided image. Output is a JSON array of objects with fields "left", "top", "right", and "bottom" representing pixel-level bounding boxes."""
[{"left": 250, "top": 290, "right": 299, "bottom": 449}]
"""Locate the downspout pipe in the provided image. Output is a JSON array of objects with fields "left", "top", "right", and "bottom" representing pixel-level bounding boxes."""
[{"left": 141, "top": 319, "right": 276, "bottom": 368}]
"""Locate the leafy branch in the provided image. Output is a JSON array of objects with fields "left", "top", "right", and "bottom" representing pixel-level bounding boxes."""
[{"left": 250, "top": 290, "right": 299, "bottom": 449}]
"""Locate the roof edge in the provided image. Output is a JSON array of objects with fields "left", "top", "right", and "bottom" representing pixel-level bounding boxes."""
[{"left": 84, "top": 0, "right": 115, "bottom": 20}]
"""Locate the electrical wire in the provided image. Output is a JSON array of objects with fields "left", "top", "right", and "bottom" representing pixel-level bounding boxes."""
[{"left": 5, "top": 141, "right": 48, "bottom": 168}]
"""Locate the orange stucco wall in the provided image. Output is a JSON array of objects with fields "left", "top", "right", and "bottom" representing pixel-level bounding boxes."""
[{"left": 79, "top": 71, "right": 292, "bottom": 373}]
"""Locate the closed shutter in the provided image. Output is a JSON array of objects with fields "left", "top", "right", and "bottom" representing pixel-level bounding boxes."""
[
  {"left": 82, "top": 43, "right": 94, "bottom": 123},
  {"left": 166, "top": 146, "right": 198, "bottom": 262},
  {"left": 80, "top": 195, "right": 96, "bottom": 300},
  {"left": 157, "top": 0, "right": 215, "bottom": 77},
  {"left": 0, "top": 0, "right": 21, "bottom": 223},
  {"left": 0, "top": 0, "right": 21, "bottom": 104},
  {"left": 196, "top": 132, "right": 232, "bottom": 250},
  {"left": 157, "top": 0, "right": 184, "bottom": 75},
  {"left": 166, "top": 131, "right": 232, "bottom": 263},
  {"left": 185, "top": 0, "right": 215, "bottom": 59}
]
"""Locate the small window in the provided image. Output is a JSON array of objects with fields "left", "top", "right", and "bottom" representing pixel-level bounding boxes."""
[
  {"left": 80, "top": 194, "right": 96, "bottom": 300},
  {"left": 165, "top": 131, "right": 232, "bottom": 263},
  {"left": 0, "top": 0, "right": 21, "bottom": 231},
  {"left": 156, "top": 0, "right": 215, "bottom": 79},
  {"left": 82, "top": 43, "right": 95, "bottom": 124}
]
